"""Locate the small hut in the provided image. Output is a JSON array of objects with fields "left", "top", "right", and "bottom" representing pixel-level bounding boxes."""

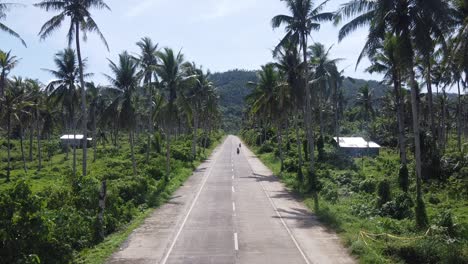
[
  {"left": 60, "top": 135, "right": 92, "bottom": 148},
  {"left": 333, "top": 137, "right": 381, "bottom": 157}
]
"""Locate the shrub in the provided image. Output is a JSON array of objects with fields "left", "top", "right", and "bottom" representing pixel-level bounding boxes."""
[
  {"left": 398, "top": 164, "right": 409, "bottom": 192},
  {"left": 258, "top": 141, "right": 274, "bottom": 154},
  {"left": 320, "top": 183, "right": 338, "bottom": 203},
  {"left": 359, "top": 178, "right": 376, "bottom": 193},
  {"left": 376, "top": 179, "right": 391, "bottom": 208},
  {"left": 380, "top": 193, "right": 414, "bottom": 219}
]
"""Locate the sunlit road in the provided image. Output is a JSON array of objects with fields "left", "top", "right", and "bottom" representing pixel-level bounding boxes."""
[{"left": 108, "top": 135, "right": 355, "bottom": 264}]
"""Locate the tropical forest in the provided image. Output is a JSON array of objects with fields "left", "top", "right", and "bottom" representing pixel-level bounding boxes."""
[{"left": 0, "top": 0, "right": 467, "bottom": 264}]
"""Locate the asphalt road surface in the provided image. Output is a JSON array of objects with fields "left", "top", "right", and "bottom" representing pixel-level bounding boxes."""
[{"left": 108, "top": 135, "right": 355, "bottom": 264}]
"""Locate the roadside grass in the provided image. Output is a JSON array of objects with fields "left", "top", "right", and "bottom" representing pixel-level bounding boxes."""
[
  {"left": 245, "top": 138, "right": 468, "bottom": 264},
  {"left": 0, "top": 132, "right": 224, "bottom": 263},
  {"left": 74, "top": 135, "right": 224, "bottom": 263}
]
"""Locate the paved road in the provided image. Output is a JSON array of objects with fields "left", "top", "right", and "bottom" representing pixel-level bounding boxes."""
[{"left": 108, "top": 135, "right": 355, "bottom": 264}]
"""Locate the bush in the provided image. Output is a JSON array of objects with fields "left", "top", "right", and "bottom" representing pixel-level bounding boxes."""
[
  {"left": 376, "top": 179, "right": 391, "bottom": 209},
  {"left": 258, "top": 141, "right": 274, "bottom": 154},
  {"left": 380, "top": 193, "right": 414, "bottom": 219},
  {"left": 398, "top": 164, "right": 409, "bottom": 192},
  {"left": 359, "top": 178, "right": 376, "bottom": 193},
  {"left": 320, "top": 183, "right": 338, "bottom": 203}
]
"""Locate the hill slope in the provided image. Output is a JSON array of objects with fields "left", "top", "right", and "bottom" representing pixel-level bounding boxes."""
[{"left": 211, "top": 70, "right": 390, "bottom": 133}]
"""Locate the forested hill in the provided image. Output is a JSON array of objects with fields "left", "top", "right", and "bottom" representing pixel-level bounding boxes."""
[
  {"left": 210, "top": 70, "right": 257, "bottom": 133},
  {"left": 212, "top": 69, "right": 391, "bottom": 133}
]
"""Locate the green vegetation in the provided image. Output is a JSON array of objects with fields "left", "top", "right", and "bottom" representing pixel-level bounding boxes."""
[
  {"left": 1, "top": 2, "right": 224, "bottom": 261},
  {"left": 242, "top": 0, "right": 467, "bottom": 262},
  {"left": 243, "top": 131, "right": 468, "bottom": 263},
  {"left": 0, "top": 132, "right": 223, "bottom": 263}
]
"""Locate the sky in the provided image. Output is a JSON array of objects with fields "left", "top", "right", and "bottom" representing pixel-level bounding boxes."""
[{"left": 1, "top": 0, "right": 383, "bottom": 86}]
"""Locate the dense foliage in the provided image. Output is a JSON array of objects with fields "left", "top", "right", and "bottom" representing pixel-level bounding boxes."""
[{"left": 0, "top": 132, "right": 223, "bottom": 263}]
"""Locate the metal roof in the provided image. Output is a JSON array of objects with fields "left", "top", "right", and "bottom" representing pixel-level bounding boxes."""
[
  {"left": 333, "top": 137, "right": 381, "bottom": 148},
  {"left": 60, "top": 135, "right": 92, "bottom": 140}
]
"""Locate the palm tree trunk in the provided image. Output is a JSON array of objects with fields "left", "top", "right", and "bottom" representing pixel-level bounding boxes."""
[
  {"left": 76, "top": 22, "right": 88, "bottom": 177},
  {"left": 301, "top": 34, "right": 318, "bottom": 209},
  {"left": 394, "top": 71, "right": 407, "bottom": 166},
  {"left": 129, "top": 131, "right": 137, "bottom": 176},
  {"left": 20, "top": 125, "right": 27, "bottom": 173},
  {"left": 29, "top": 124, "right": 33, "bottom": 162},
  {"left": 37, "top": 120, "right": 42, "bottom": 171},
  {"left": 440, "top": 87, "right": 447, "bottom": 151},
  {"left": 6, "top": 111, "right": 11, "bottom": 182},
  {"left": 426, "top": 59, "right": 436, "bottom": 141},
  {"left": 294, "top": 114, "right": 303, "bottom": 183},
  {"left": 73, "top": 127, "right": 77, "bottom": 178},
  {"left": 409, "top": 66, "right": 428, "bottom": 228},
  {"left": 93, "top": 107, "right": 97, "bottom": 162},
  {"left": 457, "top": 80, "right": 462, "bottom": 152},
  {"left": 277, "top": 121, "right": 284, "bottom": 174},
  {"left": 165, "top": 131, "right": 171, "bottom": 181},
  {"left": 192, "top": 111, "right": 199, "bottom": 161}
]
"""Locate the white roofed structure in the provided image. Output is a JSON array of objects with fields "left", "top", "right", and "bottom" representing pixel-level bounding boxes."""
[{"left": 333, "top": 137, "right": 381, "bottom": 157}]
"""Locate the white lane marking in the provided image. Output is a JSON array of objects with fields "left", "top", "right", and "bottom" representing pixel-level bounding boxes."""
[
  {"left": 258, "top": 178, "right": 311, "bottom": 264},
  {"left": 232, "top": 168, "right": 234, "bottom": 172},
  {"left": 234, "top": 233, "right": 239, "bottom": 251},
  {"left": 232, "top": 202, "right": 236, "bottom": 212},
  {"left": 239, "top": 137, "right": 311, "bottom": 264},
  {"left": 160, "top": 141, "right": 225, "bottom": 264},
  {"left": 232, "top": 186, "right": 235, "bottom": 193},
  {"left": 232, "top": 175, "right": 234, "bottom": 180}
]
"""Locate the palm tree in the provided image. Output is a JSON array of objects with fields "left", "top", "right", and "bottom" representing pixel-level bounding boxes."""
[
  {"left": 0, "top": 50, "right": 20, "bottom": 98},
  {"left": 274, "top": 43, "right": 306, "bottom": 182},
  {"left": 272, "top": 0, "right": 333, "bottom": 209},
  {"left": 184, "top": 64, "right": 215, "bottom": 160},
  {"left": 86, "top": 82, "right": 105, "bottom": 162},
  {"left": 44, "top": 48, "right": 82, "bottom": 176},
  {"left": 0, "top": 2, "right": 26, "bottom": 46},
  {"left": 308, "top": 43, "right": 343, "bottom": 140},
  {"left": 135, "top": 37, "right": 159, "bottom": 163},
  {"left": 35, "top": 0, "right": 111, "bottom": 177},
  {"left": 335, "top": 0, "right": 452, "bottom": 228},
  {"left": 248, "top": 64, "right": 290, "bottom": 173},
  {"left": 156, "top": 48, "right": 190, "bottom": 180},
  {"left": 366, "top": 35, "right": 408, "bottom": 171},
  {"left": 104, "top": 51, "right": 140, "bottom": 176},
  {"left": 0, "top": 78, "right": 33, "bottom": 181}
]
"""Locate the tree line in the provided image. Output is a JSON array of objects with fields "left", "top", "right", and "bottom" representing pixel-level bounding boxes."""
[
  {"left": 244, "top": 0, "right": 467, "bottom": 228},
  {"left": 1, "top": 0, "right": 221, "bottom": 182}
]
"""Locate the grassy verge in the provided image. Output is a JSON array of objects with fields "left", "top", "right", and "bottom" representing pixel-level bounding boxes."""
[
  {"left": 74, "top": 135, "right": 224, "bottom": 263},
  {"left": 0, "top": 132, "right": 224, "bottom": 263},
  {"left": 244, "top": 139, "right": 468, "bottom": 264}
]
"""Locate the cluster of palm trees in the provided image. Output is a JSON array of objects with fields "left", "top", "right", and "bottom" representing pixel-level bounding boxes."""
[
  {"left": 0, "top": 1, "right": 220, "bottom": 181},
  {"left": 246, "top": 0, "right": 466, "bottom": 227}
]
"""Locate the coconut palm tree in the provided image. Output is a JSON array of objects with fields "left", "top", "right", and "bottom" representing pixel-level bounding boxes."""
[
  {"left": 274, "top": 43, "right": 306, "bottom": 182},
  {"left": 0, "top": 50, "right": 20, "bottom": 98},
  {"left": 156, "top": 48, "right": 191, "bottom": 180},
  {"left": 248, "top": 64, "right": 290, "bottom": 173},
  {"left": 308, "top": 43, "right": 343, "bottom": 140},
  {"left": 0, "top": 78, "right": 33, "bottom": 181},
  {"left": 135, "top": 37, "right": 159, "bottom": 163},
  {"left": 0, "top": 2, "right": 26, "bottom": 46},
  {"left": 35, "top": 0, "right": 111, "bottom": 177},
  {"left": 104, "top": 51, "right": 140, "bottom": 176},
  {"left": 44, "top": 48, "right": 83, "bottom": 176},
  {"left": 335, "top": 0, "right": 452, "bottom": 228},
  {"left": 366, "top": 35, "right": 408, "bottom": 171},
  {"left": 272, "top": 0, "right": 334, "bottom": 209},
  {"left": 184, "top": 63, "right": 215, "bottom": 160}
]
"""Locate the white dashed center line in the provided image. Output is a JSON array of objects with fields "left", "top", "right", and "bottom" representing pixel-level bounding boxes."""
[{"left": 234, "top": 233, "right": 239, "bottom": 251}]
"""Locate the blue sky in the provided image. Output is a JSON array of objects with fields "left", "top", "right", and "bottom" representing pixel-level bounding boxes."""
[{"left": 1, "top": 0, "right": 382, "bottom": 85}]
